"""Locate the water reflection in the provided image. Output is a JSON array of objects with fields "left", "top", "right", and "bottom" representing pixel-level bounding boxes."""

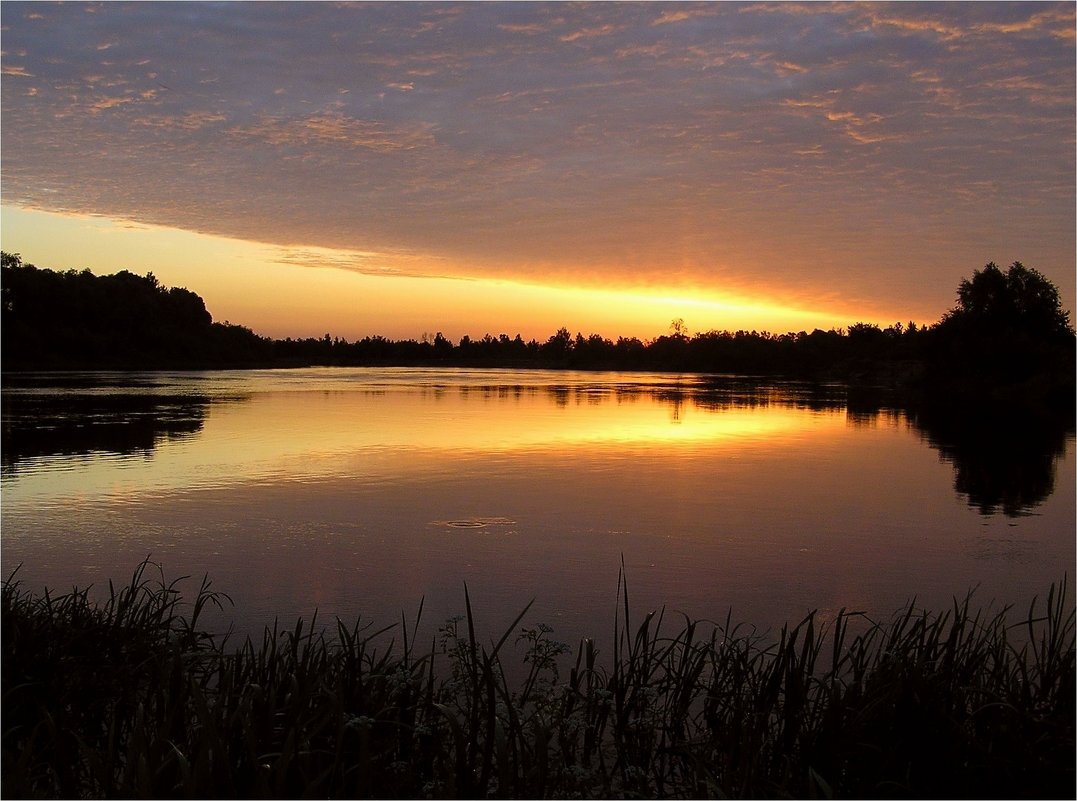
[
  {"left": 1, "top": 372, "right": 254, "bottom": 488},
  {"left": 908, "top": 403, "right": 1074, "bottom": 517},
  {"left": 1, "top": 368, "right": 1072, "bottom": 651},
  {"left": 1, "top": 370, "right": 1072, "bottom": 521},
  {"left": 2, "top": 392, "right": 212, "bottom": 470}
]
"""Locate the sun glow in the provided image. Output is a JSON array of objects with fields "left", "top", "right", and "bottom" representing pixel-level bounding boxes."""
[{"left": 1, "top": 204, "right": 879, "bottom": 342}]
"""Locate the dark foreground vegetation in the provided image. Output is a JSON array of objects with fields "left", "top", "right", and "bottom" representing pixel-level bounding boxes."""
[
  {"left": 3, "top": 252, "right": 1073, "bottom": 407},
  {"left": 3, "top": 562, "right": 1074, "bottom": 799},
  {"left": 1, "top": 252, "right": 269, "bottom": 370}
]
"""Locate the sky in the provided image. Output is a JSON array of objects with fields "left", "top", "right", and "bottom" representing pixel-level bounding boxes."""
[{"left": 2, "top": 1, "right": 1074, "bottom": 342}]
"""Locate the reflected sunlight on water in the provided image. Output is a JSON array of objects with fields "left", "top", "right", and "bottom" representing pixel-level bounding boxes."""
[{"left": 2, "top": 370, "right": 844, "bottom": 503}]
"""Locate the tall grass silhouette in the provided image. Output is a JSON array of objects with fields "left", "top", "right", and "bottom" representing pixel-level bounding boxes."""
[{"left": 3, "top": 560, "right": 1073, "bottom": 798}]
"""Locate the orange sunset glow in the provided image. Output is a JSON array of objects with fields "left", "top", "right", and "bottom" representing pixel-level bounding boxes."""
[{"left": 1, "top": 2, "right": 1074, "bottom": 341}]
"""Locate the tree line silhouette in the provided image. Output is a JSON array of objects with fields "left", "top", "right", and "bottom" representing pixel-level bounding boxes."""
[
  {"left": 1, "top": 253, "right": 266, "bottom": 369},
  {"left": 2, "top": 252, "right": 1073, "bottom": 401}
]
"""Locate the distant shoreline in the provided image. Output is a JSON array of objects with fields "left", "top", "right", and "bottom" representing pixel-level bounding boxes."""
[{"left": 2, "top": 254, "right": 1073, "bottom": 407}]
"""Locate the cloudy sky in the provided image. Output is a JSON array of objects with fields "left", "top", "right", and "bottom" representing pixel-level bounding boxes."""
[{"left": 2, "top": 2, "right": 1074, "bottom": 340}]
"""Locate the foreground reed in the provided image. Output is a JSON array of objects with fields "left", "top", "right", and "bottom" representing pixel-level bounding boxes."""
[{"left": 3, "top": 562, "right": 1073, "bottom": 799}]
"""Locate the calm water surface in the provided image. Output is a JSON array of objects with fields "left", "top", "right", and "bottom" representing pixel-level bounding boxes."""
[{"left": 2, "top": 368, "right": 1073, "bottom": 650}]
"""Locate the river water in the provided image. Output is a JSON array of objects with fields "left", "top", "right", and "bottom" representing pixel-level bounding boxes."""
[{"left": 2, "top": 368, "right": 1073, "bottom": 651}]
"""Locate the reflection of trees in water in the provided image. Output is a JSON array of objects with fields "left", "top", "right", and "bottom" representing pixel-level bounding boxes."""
[
  {"left": 539, "top": 379, "right": 853, "bottom": 415},
  {"left": 907, "top": 403, "right": 1073, "bottom": 518},
  {"left": 1, "top": 393, "right": 214, "bottom": 470}
]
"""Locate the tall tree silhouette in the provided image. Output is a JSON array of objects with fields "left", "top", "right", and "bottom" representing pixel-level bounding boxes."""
[
  {"left": 950, "top": 261, "right": 1072, "bottom": 338},
  {"left": 928, "top": 261, "right": 1075, "bottom": 395}
]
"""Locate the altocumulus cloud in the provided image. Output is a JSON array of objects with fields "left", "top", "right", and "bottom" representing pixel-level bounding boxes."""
[{"left": 1, "top": 1, "right": 1073, "bottom": 315}]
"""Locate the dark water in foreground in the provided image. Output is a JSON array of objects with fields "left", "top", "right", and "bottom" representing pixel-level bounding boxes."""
[{"left": 2, "top": 368, "right": 1073, "bottom": 650}]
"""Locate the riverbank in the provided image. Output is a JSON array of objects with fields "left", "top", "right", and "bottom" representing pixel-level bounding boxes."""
[{"left": 3, "top": 562, "right": 1073, "bottom": 799}]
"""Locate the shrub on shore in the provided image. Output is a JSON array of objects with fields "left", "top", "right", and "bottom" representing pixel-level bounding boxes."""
[{"left": 2, "top": 561, "right": 1073, "bottom": 799}]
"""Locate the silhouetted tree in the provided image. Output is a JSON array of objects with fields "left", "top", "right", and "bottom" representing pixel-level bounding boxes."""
[
  {"left": 433, "top": 332, "right": 453, "bottom": 358},
  {"left": 948, "top": 261, "right": 1072, "bottom": 338},
  {"left": 541, "top": 327, "right": 573, "bottom": 361},
  {"left": 928, "top": 261, "right": 1075, "bottom": 396}
]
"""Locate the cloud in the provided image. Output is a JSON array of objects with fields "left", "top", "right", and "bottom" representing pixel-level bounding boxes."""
[
  {"left": 0, "top": 1, "right": 1072, "bottom": 316},
  {"left": 132, "top": 111, "right": 225, "bottom": 131},
  {"left": 88, "top": 95, "right": 134, "bottom": 113},
  {"left": 559, "top": 24, "right": 619, "bottom": 43},
  {"left": 272, "top": 246, "right": 467, "bottom": 283},
  {"left": 225, "top": 113, "right": 436, "bottom": 153},
  {"left": 651, "top": 7, "right": 719, "bottom": 26},
  {"left": 497, "top": 22, "right": 551, "bottom": 35},
  {"left": 970, "top": 5, "right": 1075, "bottom": 38}
]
